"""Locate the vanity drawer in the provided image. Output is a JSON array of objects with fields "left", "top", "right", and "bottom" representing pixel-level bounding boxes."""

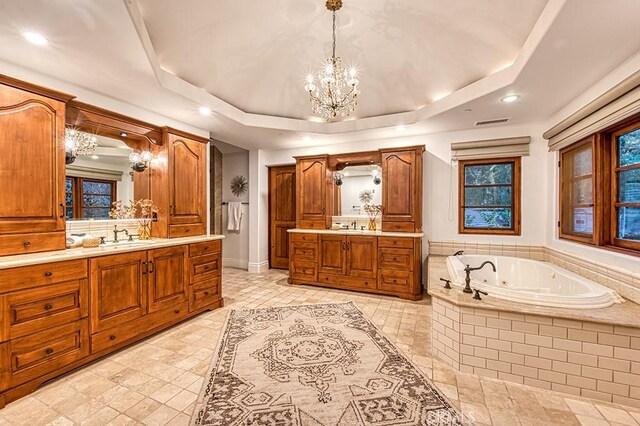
[
  {"left": 0, "top": 259, "right": 88, "bottom": 294},
  {"left": 377, "top": 237, "right": 414, "bottom": 249},
  {"left": 290, "top": 261, "right": 318, "bottom": 282},
  {"left": 189, "top": 278, "right": 221, "bottom": 312},
  {"left": 2, "top": 280, "right": 88, "bottom": 341},
  {"left": 377, "top": 270, "right": 413, "bottom": 292},
  {"left": 290, "top": 243, "right": 318, "bottom": 262},
  {"left": 317, "top": 273, "right": 376, "bottom": 290},
  {"left": 0, "top": 232, "right": 66, "bottom": 257},
  {"left": 91, "top": 302, "right": 188, "bottom": 354},
  {"left": 378, "top": 248, "right": 414, "bottom": 271},
  {"left": 3, "top": 319, "right": 89, "bottom": 389},
  {"left": 169, "top": 224, "right": 205, "bottom": 238},
  {"left": 189, "top": 240, "right": 222, "bottom": 257},
  {"left": 290, "top": 233, "right": 318, "bottom": 244},
  {"left": 189, "top": 253, "right": 221, "bottom": 284}
]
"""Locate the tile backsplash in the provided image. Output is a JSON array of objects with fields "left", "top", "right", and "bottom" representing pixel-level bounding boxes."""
[
  {"left": 67, "top": 219, "right": 140, "bottom": 241},
  {"left": 428, "top": 240, "right": 640, "bottom": 305}
]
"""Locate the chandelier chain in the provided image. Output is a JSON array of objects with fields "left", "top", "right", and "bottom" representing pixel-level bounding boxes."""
[{"left": 332, "top": 10, "right": 337, "bottom": 59}]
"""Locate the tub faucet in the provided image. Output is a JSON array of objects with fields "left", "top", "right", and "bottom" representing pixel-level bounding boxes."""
[
  {"left": 463, "top": 261, "right": 497, "bottom": 294},
  {"left": 454, "top": 250, "right": 464, "bottom": 256}
]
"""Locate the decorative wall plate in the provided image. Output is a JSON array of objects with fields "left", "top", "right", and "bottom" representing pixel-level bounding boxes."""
[{"left": 230, "top": 175, "right": 248, "bottom": 197}]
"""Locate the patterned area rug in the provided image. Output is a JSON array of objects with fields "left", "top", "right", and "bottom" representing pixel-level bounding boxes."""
[{"left": 191, "top": 302, "right": 466, "bottom": 425}]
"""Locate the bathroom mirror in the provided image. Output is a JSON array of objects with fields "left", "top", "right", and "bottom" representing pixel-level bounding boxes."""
[{"left": 333, "top": 164, "right": 382, "bottom": 217}]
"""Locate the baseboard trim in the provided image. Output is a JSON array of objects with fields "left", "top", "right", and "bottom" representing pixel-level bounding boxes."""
[
  {"left": 222, "top": 257, "right": 249, "bottom": 270},
  {"left": 248, "top": 261, "right": 269, "bottom": 274}
]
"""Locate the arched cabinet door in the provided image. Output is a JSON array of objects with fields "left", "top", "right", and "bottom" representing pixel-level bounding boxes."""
[
  {"left": 296, "top": 155, "right": 329, "bottom": 229},
  {"left": 0, "top": 81, "right": 68, "bottom": 255},
  {"left": 380, "top": 146, "right": 424, "bottom": 232}
]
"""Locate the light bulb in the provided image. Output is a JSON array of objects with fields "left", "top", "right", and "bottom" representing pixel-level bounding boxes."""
[
  {"left": 129, "top": 152, "right": 141, "bottom": 163},
  {"left": 140, "top": 151, "right": 153, "bottom": 162}
]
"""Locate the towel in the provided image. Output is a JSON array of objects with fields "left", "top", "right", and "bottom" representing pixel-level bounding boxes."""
[{"left": 227, "top": 202, "right": 243, "bottom": 232}]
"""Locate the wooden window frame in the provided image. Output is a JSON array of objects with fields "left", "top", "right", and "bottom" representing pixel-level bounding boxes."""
[
  {"left": 559, "top": 112, "right": 640, "bottom": 256},
  {"left": 458, "top": 157, "right": 521, "bottom": 236},
  {"left": 66, "top": 177, "right": 117, "bottom": 220}
]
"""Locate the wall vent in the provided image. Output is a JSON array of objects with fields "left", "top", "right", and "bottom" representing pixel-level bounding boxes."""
[{"left": 475, "top": 118, "right": 510, "bottom": 126}]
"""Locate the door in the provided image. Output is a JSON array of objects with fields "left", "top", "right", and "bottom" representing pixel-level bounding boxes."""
[
  {"left": 318, "top": 235, "right": 346, "bottom": 275},
  {"left": 381, "top": 147, "right": 423, "bottom": 232},
  {"left": 168, "top": 133, "right": 206, "bottom": 227},
  {"left": 346, "top": 236, "right": 377, "bottom": 278},
  {"left": 269, "top": 165, "right": 296, "bottom": 269},
  {"left": 0, "top": 83, "right": 65, "bottom": 234},
  {"left": 89, "top": 251, "right": 148, "bottom": 333},
  {"left": 297, "top": 156, "right": 328, "bottom": 229},
  {"left": 148, "top": 245, "right": 188, "bottom": 313}
]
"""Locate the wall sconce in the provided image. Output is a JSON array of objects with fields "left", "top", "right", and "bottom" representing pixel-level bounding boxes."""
[
  {"left": 334, "top": 171, "right": 344, "bottom": 186},
  {"left": 371, "top": 167, "right": 382, "bottom": 185},
  {"left": 129, "top": 151, "right": 153, "bottom": 172}
]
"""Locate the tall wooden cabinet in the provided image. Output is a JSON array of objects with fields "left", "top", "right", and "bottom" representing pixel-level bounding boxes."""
[
  {"left": 152, "top": 128, "right": 208, "bottom": 238},
  {"left": 0, "top": 76, "right": 74, "bottom": 256},
  {"left": 380, "top": 146, "right": 424, "bottom": 232},
  {"left": 296, "top": 155, "right": 330, "bottom": 229}
]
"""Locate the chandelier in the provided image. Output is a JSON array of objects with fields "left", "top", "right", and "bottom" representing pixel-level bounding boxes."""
[
  {"left": 65, "top": 127, "right": 98, "bottom": 157},
  {"left": 304, "top": 0, "right": 360, "bottom": 121}
]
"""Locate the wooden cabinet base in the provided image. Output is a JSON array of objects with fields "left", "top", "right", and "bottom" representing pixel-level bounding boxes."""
[
  {"left": 0, "top": 297, "right": 223, "bottom": 408},
  {"left": 289, "top": 278, "right": 422, "bottom": 300}
]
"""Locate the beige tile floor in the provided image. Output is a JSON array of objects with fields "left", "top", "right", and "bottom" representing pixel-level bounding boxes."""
[{"left": 1, "top": 268, "right": 640, "bottom": 426}]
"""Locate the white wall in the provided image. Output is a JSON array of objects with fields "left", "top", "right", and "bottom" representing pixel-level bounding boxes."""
[{"left": 221, "top": 152, "right": 250, "bottom": 269}]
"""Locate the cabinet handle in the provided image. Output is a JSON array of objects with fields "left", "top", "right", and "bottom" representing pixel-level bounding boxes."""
[
  {"left": 203, "top": 265, "right": 210, "bottom": 270},
  {"left": 342, "top": 242, "right": 346, "bottom": 251},
  {"left": 392, "top": 257, "right": 397, "bottom": 261},
  {"left": 149, "top": 261, "right": 155, "bottom": 274},
  {"left": 142, "top": 261, "right": 148, "bottom": 275},
  {"left": 109, "top": 335, "right": 116, "bottom": 341},
  {"left": 174, "top": 309, "right": 180, "bottom": 314},
  {"left": 59, "top": 203, "right": 66, "bottom": 219},
  {"left": 45, "top": 348, "right": 54, "bottom": 355},
  {"left": 204, "top": 291, "right": 210, "bottom": 296},
  {"left": 44, "top": 271, "right": 53, "bottom": 277},
  {"left": 170, "top": 205, "right": 175, "bottom": 216},
  {"left": 347, "top": 242, "right": 351, "bottom": 251},
  {"left": 44, "top": 304, "right": 53, "bottom": 310},
  {"left": 23, "top": 241, "right": 31, "bottom": 248}
]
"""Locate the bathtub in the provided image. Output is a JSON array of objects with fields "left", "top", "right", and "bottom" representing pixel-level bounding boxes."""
[{"left": 445, "top": 255, "right": 624, "bottom": 309}]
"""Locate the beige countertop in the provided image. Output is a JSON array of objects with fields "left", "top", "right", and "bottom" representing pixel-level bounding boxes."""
[
  {"left": 0, "top": 235, "right": 225, "bottom": 270},
  {"left": 288, "top": 228, "right": 423, "bottom": 238},
  {"left": 428, "top": 255, "right": 640, "bottom": 329}
]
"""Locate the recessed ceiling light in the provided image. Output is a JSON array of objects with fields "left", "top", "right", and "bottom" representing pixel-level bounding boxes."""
[
  {"left": 91, "top": 155, "right": 100, "bottom": 160},
  {"left": 501, "top": 95, "right": 520, "bottom": 103},
  {"left": 120, "top": 132, "right": 128, "bottom": 137},
  {"left": 199, "top": 106, "right": 212, "bottom": 116},
  {"left": 303, "top": 136, "right": 311, "bottom": 143},
  {"left": 22, "top": 31, "right": 48, "bottom": 46},
  {"left": 395, "top": 125, "right": 406, "bottom": 132}
]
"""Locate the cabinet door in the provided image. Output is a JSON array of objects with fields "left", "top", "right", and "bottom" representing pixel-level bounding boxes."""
[
  {"left": 148, "top": 245, "right": 188, "bottom": 313},
  {"left": 297, "top": 157, "right": 328, "bottom": 229},
  {"left": 381, "top": 148, "right": 423, "bottom": 232},
  {"left": 318, "top": 235, "right": 346, "bottom": 275},
  {"left": 89, "top": 252, "right": 148, "bottom": 333},
  {"left": 346, "top": 236, "right": 377, "bottom": 278},
  {"left": 0, "top": 83, "right": 65, "bottom": 235},
  {"left": 168, "top": 134, "right": 206, "bottom": 228},
  {"left": 269, "top": 166, "right": 296, "bottom": 269}
]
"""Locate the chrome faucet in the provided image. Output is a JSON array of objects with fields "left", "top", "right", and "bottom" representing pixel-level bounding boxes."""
[
  {"left": 113, "top": 225, "right": 129, "bottom": 243},
  {"left": 463, "top": 261, "right": 497, "bottom": 294}
]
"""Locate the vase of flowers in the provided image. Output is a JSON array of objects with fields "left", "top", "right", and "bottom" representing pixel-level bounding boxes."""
[
  {"left": 363, "top": 204, "right": 382, "bottom": 231},
  {"left": 109, "top": 199, "right": 159, "bottom": 240}
]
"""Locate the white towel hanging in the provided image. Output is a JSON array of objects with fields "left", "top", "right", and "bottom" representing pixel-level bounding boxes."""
[{"left": 227, "top": 202, "right": 243, "bottom": 231}]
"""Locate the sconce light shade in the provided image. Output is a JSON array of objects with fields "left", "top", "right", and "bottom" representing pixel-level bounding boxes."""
[
  {"left": 65, "top": 151, "right": 77, "bottom": 165},
  {"left": 373, "top": 176, "right": 381, "bottom": 185},
  {"left": 334, "top": 171, "right": 344, "bottom": 187},
  {"left": 129, "top": 150, "right": 152, "bottom": 173}
]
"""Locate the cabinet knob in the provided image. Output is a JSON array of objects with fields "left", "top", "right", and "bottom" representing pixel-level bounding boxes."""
[
  {"left": 44, "top": 271, "right": 53, "bottom": 277},
  {"left": 204, "top": 291, "right": 209, "bottom": 296},
  {"left": 44, "top": 304, "right": 53, "bottom": 310},
  {"left": 45, "top": 348, "right": 54, "bottom": 355},
  {"left": 392, "top": 258, "right": 397, "bottom": 261},
  {"left": 23, "top": 241, "right": 31, "bottom": 248},
  {"left": 109, "top": 335, "right": 117, "bottom": 341},
  {"left": 204, "top": 266, "right": 210, "bottom": 270},
  {"left": 393, "top": 279, "right": 397, "bottom": 283},
  {"left": 174, "top": 309, "right": 181, "bottom": 314},
  {"left": 185, "top": 229, "right": 191, "bottom": 233}
]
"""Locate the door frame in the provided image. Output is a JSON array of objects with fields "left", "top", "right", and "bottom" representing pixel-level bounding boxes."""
[{"left": 268, "top": 164, "right": 297, "bottom": 269}]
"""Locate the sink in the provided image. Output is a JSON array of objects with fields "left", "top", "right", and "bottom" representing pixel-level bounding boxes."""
[{"left": 100, "top": 240, "right": 154, "bottom": 250}]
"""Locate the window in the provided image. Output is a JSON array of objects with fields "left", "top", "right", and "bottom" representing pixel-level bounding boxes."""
[
  {"left": 458, "top": 157, "right": 521, "bottom": 235},
  {"left": 65, "top": 177, "right": 116, "bottom": 220},
  {"left": 560, "top": 137, "right": 595, "bottom": 243},
  {"left": 559, "top": 114, "right": 640, "bottom": 254}
]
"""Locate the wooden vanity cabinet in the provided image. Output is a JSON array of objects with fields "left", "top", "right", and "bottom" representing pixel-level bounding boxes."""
[
  {"left": 380, "top": 146, "right": 424, "bottom": 232},
  {"left": 296, "top": 155, "right": 331, "bottom": 229},
  {"left": 0, "top": 76, "right": 75, "bottom": 256},
  {"left": 152, "top": 128, "right": 208, "bottom": 238}
]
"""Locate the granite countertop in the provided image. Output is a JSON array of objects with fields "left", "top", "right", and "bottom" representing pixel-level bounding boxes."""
[
  {"left": 428, "top": 256, "right": 640, "bottom": 329},
  {"left": 288, "top": 228, "right": 424, "bottom": 238},
  {"left": 0, "top": 235, "right": 225, "bottom": 270}
]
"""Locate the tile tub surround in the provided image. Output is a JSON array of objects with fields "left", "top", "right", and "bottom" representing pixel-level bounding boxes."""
[
  {"left": 429, "top": 240, "right": 640, "bottom": 304},
  {"left": 0, "top": 234, "right": 224, "bottom": 270},
  {"left": 428, "top": 257, "right": 640, "bottom": 408}
]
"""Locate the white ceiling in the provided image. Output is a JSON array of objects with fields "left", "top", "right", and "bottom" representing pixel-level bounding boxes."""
[{"left": 0, "top": 0, "right": 639, "bottom": 150}]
